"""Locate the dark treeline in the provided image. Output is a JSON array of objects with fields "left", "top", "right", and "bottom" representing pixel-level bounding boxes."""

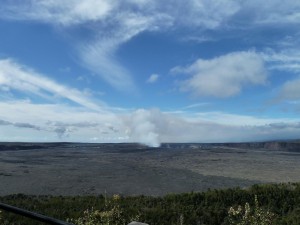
[{"left": 0, "top": 183, "right": 300, "bottom": 225}]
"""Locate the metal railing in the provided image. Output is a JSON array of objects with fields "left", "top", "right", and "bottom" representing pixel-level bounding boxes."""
[{"left": 0, "top": 202, "right": 75, "bottom": 225}]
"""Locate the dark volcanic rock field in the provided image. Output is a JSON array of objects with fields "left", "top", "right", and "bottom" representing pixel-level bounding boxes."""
[{"left": 0, "top": 142, "right": 299, "bottom": 196}]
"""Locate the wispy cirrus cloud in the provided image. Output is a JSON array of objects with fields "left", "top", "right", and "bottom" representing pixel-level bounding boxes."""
[
  {"left": 262, "top": 48, "right": 300, "bottom": 73},
  {"left": 78, "top": 10, "right": 172, "bottom": 91},
  {"left": 0, "top": 58, "right": 104, "bottom": 111},
  {"left": 172, "top": 51, "right": 267, "bottom": 98}
]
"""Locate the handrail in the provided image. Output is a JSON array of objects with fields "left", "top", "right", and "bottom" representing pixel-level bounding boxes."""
[{"left": 0, "top": 202, "right": 75, "bottom": 225}]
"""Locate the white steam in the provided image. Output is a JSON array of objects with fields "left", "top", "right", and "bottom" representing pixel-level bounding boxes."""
[{"left": 124, "top": 109, "right": 162, "bottom": 147}]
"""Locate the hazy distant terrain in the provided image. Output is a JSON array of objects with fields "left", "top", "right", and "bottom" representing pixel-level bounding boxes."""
[{"left": 0, "top": 142, "right": 299, "bottom": 196}]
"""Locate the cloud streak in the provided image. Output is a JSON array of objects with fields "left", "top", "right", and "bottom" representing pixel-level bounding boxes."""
[
  {"left": 0, "top": 119, "right": 41, "bottom": 131},
  {"left": 0, "top": 58, "right": 104, "bottom": 111},
  {"left": 262, "top": 49, "right": 300, "bottom": 73}
]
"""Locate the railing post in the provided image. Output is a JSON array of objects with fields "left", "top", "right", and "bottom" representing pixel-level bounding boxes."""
[{"left": 0, "top": 202, "right": 75, "bottom": 225}]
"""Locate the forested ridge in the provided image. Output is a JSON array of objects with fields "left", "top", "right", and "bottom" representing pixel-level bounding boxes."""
[{"left": 0, "top": 183, "right": 300, "bottom": 225}]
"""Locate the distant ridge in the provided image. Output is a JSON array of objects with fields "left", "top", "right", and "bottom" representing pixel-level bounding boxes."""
[
  {"left": 162, "top": 140, "right": 300, "bottom": 152},
  {"left": 210, "top": 141, "right": 300, "bottom": 152},
  {"left": 0, "top": 140, "right": 300, "bottom": 152}
]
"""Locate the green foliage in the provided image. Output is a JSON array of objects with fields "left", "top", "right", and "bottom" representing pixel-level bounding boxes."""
[{"left": 0, "top": 183, "right": 299, "bottom": 225}]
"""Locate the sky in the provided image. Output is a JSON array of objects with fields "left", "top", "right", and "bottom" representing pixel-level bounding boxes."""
[{"left": 0, "top": 0, "right": 300, "bottom": 147}]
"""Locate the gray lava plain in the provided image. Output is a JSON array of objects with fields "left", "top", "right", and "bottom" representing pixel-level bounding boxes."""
[{"left": 0, "top": 142, "right": 300, "bottom": 196}]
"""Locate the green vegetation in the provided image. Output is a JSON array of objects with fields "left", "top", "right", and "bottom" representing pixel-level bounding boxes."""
[{"left": 0, "top": 183, "right": 299, "bottom": 225}]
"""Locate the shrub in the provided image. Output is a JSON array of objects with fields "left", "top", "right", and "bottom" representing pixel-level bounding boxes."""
[
  {"left": 227, "top": 195, "right": 276, "bottom": 225},
  {"left": 69, "top": 194, "right": 139, "bottom": 225}
]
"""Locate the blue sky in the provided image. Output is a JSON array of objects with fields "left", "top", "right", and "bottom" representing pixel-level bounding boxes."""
[{"left": 0, "top": 0, "right": 300, "bottom": 146}]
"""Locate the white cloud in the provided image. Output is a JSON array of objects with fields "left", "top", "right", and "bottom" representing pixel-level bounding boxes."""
[
  {"left": 0, "top": 59, "right": 104, "bottom": 111},
  {"left": 172, "top": 51, "right": 267, "bottom": 98},
  {"left": 0, "top": 0, "right": 116, "bottom": 26},
  {"left": 182, "top": 0, "right": 240, "bottom": 28},
  {"left": 146, "top": 74, "right": 159, "bottom": 83},
  {"left": 279, "top": 77, "right": 300, "bottom": 101}
]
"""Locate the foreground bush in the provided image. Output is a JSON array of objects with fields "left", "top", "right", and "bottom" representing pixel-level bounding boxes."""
[
  {"left": 228, "top": 196, "right": 276, "bottom": 225},
  {"left": 68, "top": 194, "right": 139, "bottom": 225}
]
